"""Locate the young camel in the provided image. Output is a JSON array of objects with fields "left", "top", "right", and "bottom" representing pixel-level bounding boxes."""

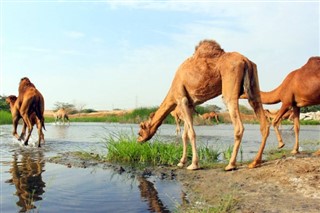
[
  {"left": 242, "top": 57, "right": 320, "bottom": 154},
  {"left": 201, "top": 111, "right": 219, "bottom": 123},
  {"left": 15, "top": 77, "right": 45, "bottom": 147},
  {"left": 138, "top": 40, "right": 270, "bottom": 171},
  {"left": 6, "top": 95, "right": 45, "bottom": 144},
  {"left": 53, "top": 108, "right": 70, "bottom": 125}
]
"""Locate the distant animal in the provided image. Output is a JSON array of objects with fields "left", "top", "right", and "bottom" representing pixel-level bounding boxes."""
[
  {"left": 12, "top": 77, "right": 45, "bottom": 147},
  {"left": 6, "top": 95, "right": 45, "bottom": 144},
  {"left": 138, "top": 39, "right": 269, "bottom": 171},
  {"left": 53, "top": 108, "right": 70, "bottom": 125},
  {"left": 241, "top": 57, "right": 320, "bottom": 154},
  {"left": 201, "top": 111, "right": 219, "bottom": 123}
]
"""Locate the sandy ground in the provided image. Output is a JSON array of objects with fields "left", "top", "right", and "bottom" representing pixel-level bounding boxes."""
[{"left": 48, "top": 152, "right": 320, "bottom": 213}]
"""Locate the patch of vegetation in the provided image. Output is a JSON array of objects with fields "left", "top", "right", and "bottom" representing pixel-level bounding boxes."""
[
  {"left": 0, "top": 110, "right": 12, "bottom": 125},
  {"left": 265, "top": 148, "right": 293, "bottom": 161},
  {"left": 181, "top": 193, "right": 238, "bottom": 213},
  {"left": 102, "top": 132, "right": 220, "bottom": 167}
]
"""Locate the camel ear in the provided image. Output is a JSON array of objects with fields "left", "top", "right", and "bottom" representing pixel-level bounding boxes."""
[
  {"left": 149, "top": 112, "right": 155, "bottom": 119},
  {"left": 140, "top": 122, "right": 146, "bottom": 129}
]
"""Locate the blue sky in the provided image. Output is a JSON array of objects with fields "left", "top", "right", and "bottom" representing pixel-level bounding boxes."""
[{"left": 1, "top": 1, "right": 319, "bottom": 111}]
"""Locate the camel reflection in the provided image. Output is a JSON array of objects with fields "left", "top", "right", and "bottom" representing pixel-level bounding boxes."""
[
  {"left": 6, "top": 150, "right": 46, "bottom": 212},
  {"left": 137, "top": 176, "right": 170, "bottom": 213}
]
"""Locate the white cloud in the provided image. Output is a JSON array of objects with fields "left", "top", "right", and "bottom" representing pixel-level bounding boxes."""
[{"left": 64, "top": 31, "right": 85, "bottom": 39}]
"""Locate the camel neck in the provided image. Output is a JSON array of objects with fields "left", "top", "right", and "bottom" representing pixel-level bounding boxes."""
[
  {"left": 149, "top": 94, "right": 176, "bottom": 136},
  {"left": 260, "top": 86, "right": 282, "bottom": 104}
]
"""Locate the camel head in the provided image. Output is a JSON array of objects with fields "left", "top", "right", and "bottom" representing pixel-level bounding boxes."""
[
  {"left": 5, "top": 95, "right": 18, "bottom": 109},
  {"left": 137, "top": 112, "right": 156, "bottom": 143}
]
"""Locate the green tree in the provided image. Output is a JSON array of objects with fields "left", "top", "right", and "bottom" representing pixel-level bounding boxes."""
[
  {"left": 239, "top": 104, "right": 254, "bottom": 115},
  {"left": 0, "top": 95, "right": 10, "bottom": 112},
  {"left": 300, "top": 105, "right": 320, "bottom": 113},
  {"left": 54, "top": 102, "right": 76, "bottom": 114}
]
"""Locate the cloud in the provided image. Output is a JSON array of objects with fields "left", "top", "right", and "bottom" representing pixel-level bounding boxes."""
[{"left": 64, "top": 31, "right": 85, "bottom": 39}]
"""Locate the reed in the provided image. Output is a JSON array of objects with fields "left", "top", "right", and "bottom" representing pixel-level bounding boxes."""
[{"left": 103, "top": 131, "right": 220, "bottom": 166}]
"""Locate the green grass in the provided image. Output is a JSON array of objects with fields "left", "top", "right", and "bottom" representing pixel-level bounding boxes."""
[
  {"left": 102, "top": 131, "right": 220, "bottom": 167},
  {"left": 0, "top": 110, "right": 12, "bottom": 125}
]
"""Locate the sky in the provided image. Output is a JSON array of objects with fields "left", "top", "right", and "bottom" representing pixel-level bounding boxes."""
[{"left": 0, "top": 0, "right": 319, "bottom": 111}]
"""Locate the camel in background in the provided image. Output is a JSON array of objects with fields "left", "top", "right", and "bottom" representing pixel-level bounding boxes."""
[
  {"left": 6, "top": 95, "right": 45, "bottom": 144},
  {"left": 201, "top": 111, "right": 219, "bottom": 123},
  {"left": 138, "top": 40, "right": 269, "bottom": 171},
  {"left": 53, "top": 108, "right": 70, "bottom": 125},
  {"left": 14, "top": 77, "right": 45, "bottom": 147},
  {"left": 241, "top": 57, "right": 320, "bottom": 154}
]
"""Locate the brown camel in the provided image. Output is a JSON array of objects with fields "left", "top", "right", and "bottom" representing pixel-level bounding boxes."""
[
  {"left": 15, "top": 77, "right": 45, "bottom": 147},
  {"left": 170, "top": 107, "right": 183, "bottom": 135},
  {"left": 264, "top": 109, "right": 294, "bottom": 131},
  {"left": 6, "top": 95, "right": 45, "bottom": 144},
  {"left": 138, "top": 40, "right": 269, "bottom": 171},
  {"left": 201, "top": 111, "right": 219, "bottom": 123},
  {"left": 242, "top": 57, "right": 320, "bottom": 154},
  {"left": 53, "top": 108, "right": 70, "bottom": 125}
]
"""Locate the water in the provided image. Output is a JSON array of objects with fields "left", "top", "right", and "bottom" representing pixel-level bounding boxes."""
[{"left": 1, "top": 123, "right": 319, "bottom": 212}]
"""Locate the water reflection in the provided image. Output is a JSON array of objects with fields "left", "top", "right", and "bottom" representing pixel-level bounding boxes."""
[
  {"left": 5, "top": 149, "right": 46, "bottom": 212},
  {"left": 138, "top": 177, "right": 170, "bottom": 213}
]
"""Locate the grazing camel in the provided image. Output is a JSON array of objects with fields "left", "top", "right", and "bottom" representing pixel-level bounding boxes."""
[
  {"left": 138, "top": 40, "right": 269, "bottom": 171},
  {"left": 15, "top": 77, "right": 45, "bottom": 147},
  {"left": 6, "top": 95, "right": 45, "bottom": 143},
  {"left": 242, "top": 57, "right": 320, "bottom": 154},
  {"left": 53, "top": 108, "right": 70, "bottom": 125},
  {"left": 170, "top": 107, "right": 183, "bottom": 135},
  {"left": 201, "top": 111, "right": 219, "bottom": 123}
]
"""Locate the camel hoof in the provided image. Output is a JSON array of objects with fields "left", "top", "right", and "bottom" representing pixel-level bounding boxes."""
[
  {"left": 291, "top": 150, "right": 299, "bottom": 154},
  {"left": 278, "top": 143, "right": 285, "bottom": 149},
  {"left": 225, "top": 164, "right": 237, "bottom": 171},
  {"left": 248, "top": 160, "right": 261, "bottom": 169},
  {"left": 187, "top": 164, "right": 199, "bottom": 170},
  {"left": 177, "top": 162, "right": 185, "bottom": 168}
]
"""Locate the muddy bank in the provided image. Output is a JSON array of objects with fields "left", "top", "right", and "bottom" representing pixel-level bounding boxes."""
[{"left": 47, "top": 152, "right": 320, "bottom": 213}]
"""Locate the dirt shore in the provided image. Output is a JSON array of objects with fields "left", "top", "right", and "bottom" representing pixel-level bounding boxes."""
[{"left": 47, "top": 152, "right": 320, "bottom": 213}]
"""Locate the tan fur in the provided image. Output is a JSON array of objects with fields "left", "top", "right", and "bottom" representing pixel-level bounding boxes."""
[
  {"left": 245, "top": 57, "right": 320, "bottom": 154},
  {"left": 138, "top": 39, "right": 270, "bottom": 171},
  {"left": 53, "top": 108, "right": 70, "bottom": 125},
  {"left": 201, "top": 112, "right": 219, "bottom": 123},
  {"left": 15, "top": 77, "right": 45, "bottom": 147},
  {"left": 6, "top": 95, "right": 45, "bottom": 143}
]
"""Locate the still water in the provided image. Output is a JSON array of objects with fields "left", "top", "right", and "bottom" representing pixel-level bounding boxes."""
[{"left": 1, "top": 123, "right": 319, "bottom": 212}]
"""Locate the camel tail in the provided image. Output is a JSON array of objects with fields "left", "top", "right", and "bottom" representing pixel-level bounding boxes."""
[{"left": 243, "top": 59, "right": 261, "bottom": 103}]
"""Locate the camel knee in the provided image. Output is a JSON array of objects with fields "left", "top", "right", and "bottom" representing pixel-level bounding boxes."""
[{"left": 234, "top": 125, "right": 244, "bottom": 140}]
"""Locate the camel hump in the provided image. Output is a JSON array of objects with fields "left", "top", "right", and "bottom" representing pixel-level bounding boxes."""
[{"left": 193, "top": 39, "right": 225, "bottom": 58}]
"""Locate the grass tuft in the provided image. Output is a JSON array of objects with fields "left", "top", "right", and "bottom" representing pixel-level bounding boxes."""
[{"left": 103, "top": 131, "right": 220, "bottom": 167}]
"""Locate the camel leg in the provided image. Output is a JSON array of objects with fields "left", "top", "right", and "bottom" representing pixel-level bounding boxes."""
[
  {"left": 21, "top": 114, "right": 33, "bottom": 146},
  {"left": 36, "top": 120, "right": 44, "bottom": 147},
  {"left": 178, "top": 121, "right": 188, "bottom": 168},
  {"left": 180, "top": 97, "right": 199, "bottom": 170},
  {"left": 12, "top": 115, "right": 21, "bottom": 140},
  {"left": 247, "top": 100, "right": 270, "bottom": 168},
  {"left": 20, "top": 121, "right": 27, "bottom": 140},
  {"left": 291, "top": 106, "right": 300, "bottom": 154},
  {"left": 224, "top": 101, "right": 244, "bottom": 171},
  {"left": 272, "top": 106, "right": 290, "bottom": 150}
]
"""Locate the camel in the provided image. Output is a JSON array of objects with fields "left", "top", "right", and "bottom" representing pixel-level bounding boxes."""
[
  {"left": 170, "top": 107, "right": 183, "bottom": 135},
  {"left": 6, "top": 95, "right": 45, "bottom": 144},
  {"left": 264, "top": 109, "right": 294, "bottom": 131},
  {"left": 53, "top": 108, "right": 70, "bottom": 125},
  {"left": 138, "top": 39, "right": 269, "bottom": 171},
  {"left": 201, "top": 111, "right": 219, "bottom": 123},
  {"left": 241, "top": 57, "right": 320, "bottom": 154},
  {"left": 14, "top": 77, "right": 45, "bottom": 147}
]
